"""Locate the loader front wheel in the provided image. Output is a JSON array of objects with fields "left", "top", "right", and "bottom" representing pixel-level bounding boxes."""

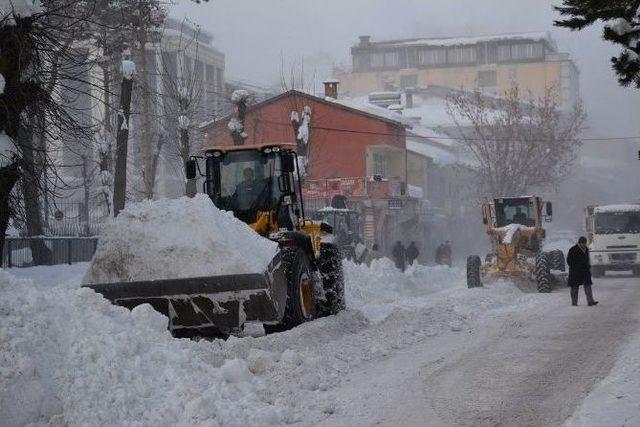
[
  {"left": 264, "top": 248, "right": 315, "bottom": 334},
  {"left": 466, "top": 255, "right": 482, "bottom": 288},
  {"left": 316, "top": 243, "right": 346, "bottom": 317},
  {"left": 535, "top": 252, "right": 552, "bottom": 293}
]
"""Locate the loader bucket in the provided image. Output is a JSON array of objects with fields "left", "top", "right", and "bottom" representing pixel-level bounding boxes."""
[{"left": 83, "top": 254, "right": 288, "bottom": 334}]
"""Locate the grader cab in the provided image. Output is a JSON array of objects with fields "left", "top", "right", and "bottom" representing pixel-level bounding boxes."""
[{"left": 467, "top": 196, "right": 565, "bottom": 292}]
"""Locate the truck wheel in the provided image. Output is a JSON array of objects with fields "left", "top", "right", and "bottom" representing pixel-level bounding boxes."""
[
  {"left": 467, "top": 255, "right": 482, "bottom": 288},
  {"left": 549, "top": 249, "right": 566, "bottom": 272},
  {"left": 316, "top": 243, "right": 346, "bottom": 316},
  {"left": 535, "top": 252, "right": 552, "bottom": 293},
  {"left": 592, "top": 266, "right": 605, "bottom": 278},
  {"left": 264, "top": 248, "right": 315, "bottom": 334}
]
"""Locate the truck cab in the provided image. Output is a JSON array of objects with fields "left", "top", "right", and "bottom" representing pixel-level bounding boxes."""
[{"left": 585, "top": 204, "right": 640, "bottom": 277}]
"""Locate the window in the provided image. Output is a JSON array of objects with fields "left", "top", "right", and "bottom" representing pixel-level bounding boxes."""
[
  {"left": 447, "top": 46, "right": 476, "bottom": 64},
  {"left": 477, "top": 70, "right": 497, "bottom": 87},
  {"left": 497, "top": 45, "right": 511, "bottom": 61},
  {"left": 371, "top": 51, "right": 399, "bottom": 68},
  {"left": 353, "top": 53, "right": 369, "bottom": 71},
  {"left": 511, "top": 43, "right": 543, "bottom": 60},
  {"left": 384, "top": 51, "right": 398, "bottom": 67},
  {"left": 373, "top": 152, "right": 387, "bottom": 176},
  {"left": 400, "top": 74, "right": 418, "bottom": 89},
  {"left": 418, "top": 48, "right": 447, "bottom": 65}
]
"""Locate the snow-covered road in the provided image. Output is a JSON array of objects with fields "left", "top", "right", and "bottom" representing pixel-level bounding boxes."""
[
  {"left": 2, "top": 262, "right": 639, "bottom": 426},
  {"left": 313, "top": 275, "right": 640, "bottom": 427}
]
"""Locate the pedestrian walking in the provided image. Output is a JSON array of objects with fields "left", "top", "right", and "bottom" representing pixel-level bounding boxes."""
[
  {"left": 442, "top": 241, "right": 452, "bottom": 267},
  {"left": 367, "top": 243, "right": 383, "bottom": 266},
  {"left": 406, "top": 241, "right": 419, "bottom": 266},
  {"left": 392, "top": 241, "right": 406, "bottom": 272},
  {"left": 567, "top": 236, "right": 599, "bottom": 306}
]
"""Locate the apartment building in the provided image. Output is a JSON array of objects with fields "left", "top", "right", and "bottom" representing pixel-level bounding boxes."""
[{"left": 335, "top": 32, "right": 579, "bottom": 110}]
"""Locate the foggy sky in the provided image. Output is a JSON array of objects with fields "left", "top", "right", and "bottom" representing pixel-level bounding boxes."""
[{"left": 170, "top": 0, "right": 640, "bottom": 149}]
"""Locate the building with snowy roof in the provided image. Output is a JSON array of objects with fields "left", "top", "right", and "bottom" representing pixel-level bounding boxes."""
[{"left": 335, "top": 32, "right": 579, "bottom": 111}]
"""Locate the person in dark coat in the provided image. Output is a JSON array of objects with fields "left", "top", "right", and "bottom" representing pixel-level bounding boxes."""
[
  {"left": 406, "top": 241, "right": 419, "bottom": 266},
  {"left": 392, "top": 241, "right": 406, "bottom": 272},
  {"left": 566, "top": 236, "right": 599, "bottom": 306}
]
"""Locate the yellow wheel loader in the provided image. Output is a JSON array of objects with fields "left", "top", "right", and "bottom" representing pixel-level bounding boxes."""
[
  {"left": 84, "top": 143, "right": 345, "bottom": 338},
  {"left": 466, "top": 196, "right": 565, "bottom": 292}
]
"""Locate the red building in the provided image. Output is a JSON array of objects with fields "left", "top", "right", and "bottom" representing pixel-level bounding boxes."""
[{"left": 199, "top": 85, "right": 428, "bottom": 255}]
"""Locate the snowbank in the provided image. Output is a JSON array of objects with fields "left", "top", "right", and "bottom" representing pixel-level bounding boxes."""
[
  {"left": 0, "top": 268, "right": 288, "bottom": 426},
  {"left": 83, "top": 195, "right": 278, "bottom": 284}
]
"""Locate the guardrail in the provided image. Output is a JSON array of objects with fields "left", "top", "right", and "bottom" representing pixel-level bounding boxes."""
[{"left": 2, "top": 237, "right": 98, "bottom": 268}]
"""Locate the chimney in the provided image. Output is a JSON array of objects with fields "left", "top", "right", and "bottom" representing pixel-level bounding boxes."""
[
  {"left": 405, "top": 88, "right": 414, "bottom": 109},
  {"left": 359, "top": 35, "right": 371, "bottom": 46},
  {"left": 323, "top": 80, "right": 339, "bottom": 99}
]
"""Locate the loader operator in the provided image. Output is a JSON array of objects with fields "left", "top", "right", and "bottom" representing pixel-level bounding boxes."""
[
  {"left": 512, "top": 207, "right": 528, "bottom": 225},
  {"left": 233, "top": 167, "right": 265, "bottom": 223}
]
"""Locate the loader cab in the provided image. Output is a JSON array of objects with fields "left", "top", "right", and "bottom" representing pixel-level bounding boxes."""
[
  {"left": 493, "top": 197, "right": 543, "bottom": 228},
  {"left": 187, "top": 144, "right": 303, "bottom": 233}
]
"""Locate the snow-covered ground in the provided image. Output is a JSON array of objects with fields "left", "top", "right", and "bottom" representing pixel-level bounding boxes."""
[
  {"left": 2, "top": 254, "right": 639, "bottom": 426},
  {"left": 564, "top": 313, "right": 640, "bottom": 427}
]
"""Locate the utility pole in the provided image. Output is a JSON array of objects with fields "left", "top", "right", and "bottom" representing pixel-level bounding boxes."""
[{"left": 113, "top": 52, "right": 136, "bottom": 216}]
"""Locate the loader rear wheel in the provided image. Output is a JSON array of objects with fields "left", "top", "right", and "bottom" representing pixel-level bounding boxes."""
[
  {"left": 535, "top": 252, "right": 552, "bottom": 293},
  {"left": 316, "top": 243, "right": 346, "bottom": 317},
  {"left": 549, "top": 249, "right": 566, "bottom": 272},
  {"left": 467, "top": 255, "right": 482, "bottom": 288},
  {"left": 264, "top": 248, "right": 315, "bottom": 334}
]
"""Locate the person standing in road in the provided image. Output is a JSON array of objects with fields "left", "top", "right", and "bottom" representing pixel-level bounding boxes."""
[
  {"left": 406, "top": 241, "right": 419, "bottom": 266},
  {"left": 392, "top": 241, "right": 406, "bottom": 272},
  {"left": 567, "top": 236, "right": 599, "bottom": 306}
]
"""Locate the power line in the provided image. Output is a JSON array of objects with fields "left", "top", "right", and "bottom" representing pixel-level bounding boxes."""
[{"left": 255, "top": 117, "right": 640, "bottom": 144}]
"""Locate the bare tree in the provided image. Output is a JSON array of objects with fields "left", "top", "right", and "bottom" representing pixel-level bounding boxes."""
[
  {"left": 0, "top": 2, "right": 103, "bottom": 254},
  {"left": 446, "top": 86, "right": 586, "bottom": 197}
]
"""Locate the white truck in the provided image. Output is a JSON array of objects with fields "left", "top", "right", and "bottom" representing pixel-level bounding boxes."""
[{"left": 585, "top": 204, "right": 640, "bottom": 277}]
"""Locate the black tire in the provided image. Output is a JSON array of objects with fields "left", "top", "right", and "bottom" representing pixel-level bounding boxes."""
[
  {"left": 264, "top": 248, "right": 315, "bottom": 334},
  {"left": 466, "top": 255, "right": 482, "bottom": 288},
  {"left": 316, "top": 243, "right": 346, "bottom": 316},
  {"left": 549, "top": 249, "right": 566, "bottom": 272},
  {"left": 535, "top": 252, "right": 552, "bottom": 293}
]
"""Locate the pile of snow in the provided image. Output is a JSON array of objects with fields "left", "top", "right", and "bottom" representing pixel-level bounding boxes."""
[
  {"left": 83, "top": 195, "right": 278, "bottom": 284},
  {"left": 344, "top": 258, "right": 464, "bottom": 322},
  {"left": 494, "top": 223, "right": 529, "bottom": 244},
  {"left": 0, "top": 267, "right": 288, "bottom": 426}
]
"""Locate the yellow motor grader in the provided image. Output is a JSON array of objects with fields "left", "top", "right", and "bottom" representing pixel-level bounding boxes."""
[
  {"left": 84, "top": 143, "right": 344, "bottom": 337},
  {"left": 466, "top": 196, "right": 565, "bottom": 292}
]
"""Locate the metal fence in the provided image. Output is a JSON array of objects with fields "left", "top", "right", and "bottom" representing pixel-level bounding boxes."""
[{"left": 2, "top": 237, "right": 98, "bottom": 268}]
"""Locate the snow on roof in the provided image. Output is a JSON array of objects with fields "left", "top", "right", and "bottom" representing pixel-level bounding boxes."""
[
  {"left": 403, "top": 95, "right": 459, "bottom": 127},
  {"left": 406, "top": 138, "right": 457, "bottom": 165},
  {"left": 328, "top": 96, "right": 413, "bottom": 127},
  {"left": 593, "top": 205, "right": 640, "bottom": 213},
  {"left": 372, "top": 32, "right": 553, "bottom": 48},
  {"left": 409, "top": 126, "right": 457, "bottom": 147},
  {"left": 323, "top": 79, "right": 340, "bottom": 84}
]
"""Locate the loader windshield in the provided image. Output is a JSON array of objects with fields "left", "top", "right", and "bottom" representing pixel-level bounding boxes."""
[
  {"left": 495, "top": 198, "right": 535, "bottom": 227},
  {"left": 207, "top": 150, "right": 283, "bottom": 223}
]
